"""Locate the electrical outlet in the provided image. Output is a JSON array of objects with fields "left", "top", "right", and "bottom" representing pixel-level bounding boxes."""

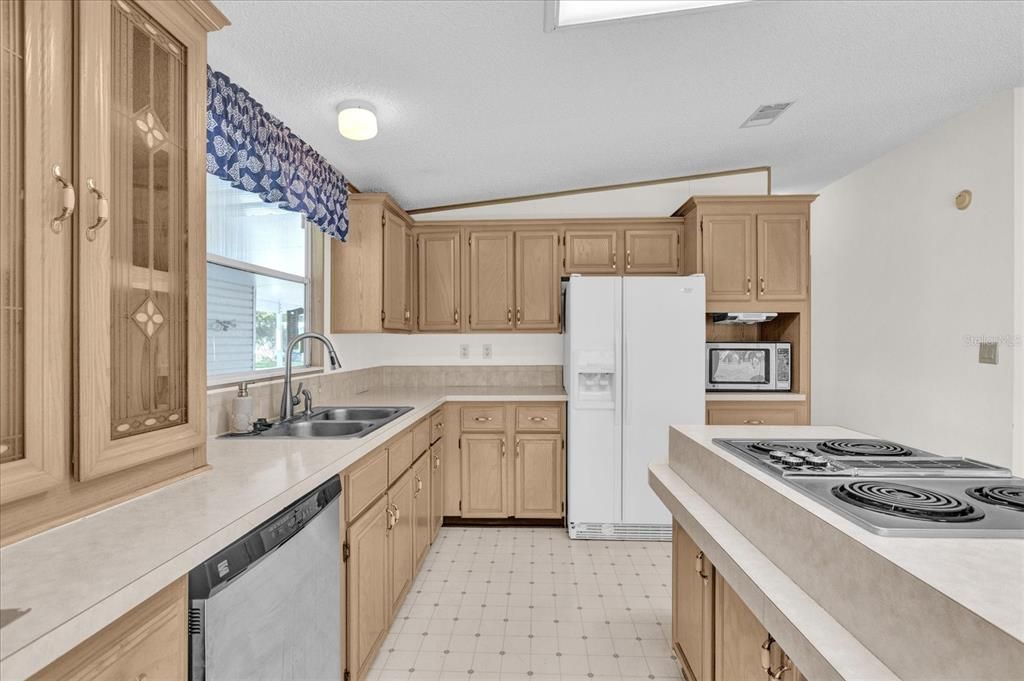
[
  {"left": 979, "top": 342, "right": 999, "bottom": 365},
  {"left": 459, "top": 344, "right": 470, "bottom": 359},
  {"left": 482, "top": 344, "right": 492, "bottom": 359}
]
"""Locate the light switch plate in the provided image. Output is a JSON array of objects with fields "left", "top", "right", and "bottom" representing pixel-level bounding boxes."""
[
  {"left": 978, "top": 342, "right": 999, "bottom": 365},
  {"left": 482, "top": 344, "right": 493, "bottom": 359},
  {"left": 459, "top": 344, "right": 470, "bottom": 359}
]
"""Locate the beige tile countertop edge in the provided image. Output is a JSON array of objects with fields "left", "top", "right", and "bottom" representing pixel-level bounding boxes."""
[
  {"left": 649, "top": 463, "right": 899, "bottom": 681},
  {"left": 0, "top": 386, "right": 566, "bottom": 681}
]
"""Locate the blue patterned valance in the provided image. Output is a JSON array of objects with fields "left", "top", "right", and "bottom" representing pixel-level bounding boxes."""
[{"left": 206, "top": 67, "right": 349, "bottom": 240}]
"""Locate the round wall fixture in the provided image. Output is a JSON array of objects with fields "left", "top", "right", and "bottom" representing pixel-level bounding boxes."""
[
  {"left": 337, "top": 101, "right": 378, "bottom": 141},
  {"left": 955, "top": 189, "right": 972, "bottom": 210}
]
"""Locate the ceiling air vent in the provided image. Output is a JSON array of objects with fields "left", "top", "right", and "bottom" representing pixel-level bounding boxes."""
[{"left": 740, "top": 102, "right": 793, "bottom": 128}]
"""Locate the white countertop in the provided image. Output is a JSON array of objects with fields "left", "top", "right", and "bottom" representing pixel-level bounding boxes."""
[
  {"left": 666, "top": 425, "right": 1024, "bottom": 646},
  {"left": 0, "top": 386, "right": 566, "bottom": 681}
]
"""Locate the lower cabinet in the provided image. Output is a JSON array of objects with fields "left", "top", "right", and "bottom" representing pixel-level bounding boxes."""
[
  {"left": 706, "top": 401, "right": 807, "bottom": 426},
  {"left": 388, "top": 468, "right": 415, "bottom": 618},
  {"left": 461, "top": 433, "right": 509, "bottom": 518},
  {"left": 430, "top": 441, "right": 444, "bottom": 540},
  {"left": 346, "top": 495, "right": 392, "bottom": 681},
  {"left": 673, "top": 522, "right": 804, "bottom": 681},
  {"left": 514, "top": 434, "right": 563, "bottom": 518},
  {"left": 29, "top": 577, "right": 187, "bottom": 681},
  {"left": 412, "top": 453, "right": 431, "bottom": 570}
]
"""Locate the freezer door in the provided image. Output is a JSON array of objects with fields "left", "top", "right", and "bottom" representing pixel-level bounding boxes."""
[
  {"left": 565, "top": 277, "right": 622, "bottom": 529},
  {"left": 199, "top": 496, "right": 342, "bottom": 681},
  {"left": 621, "top": 276, "right": 706, "bottom": 526}
]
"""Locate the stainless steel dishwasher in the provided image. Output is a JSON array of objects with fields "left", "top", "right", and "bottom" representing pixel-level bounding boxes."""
[{"left": 188, "top": 476, "right": 343, "bottom": 681}]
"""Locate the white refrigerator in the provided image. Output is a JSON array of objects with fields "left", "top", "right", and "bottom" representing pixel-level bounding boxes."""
[{"left": 563, "top": 275, "right": 705, "bottom": 541}]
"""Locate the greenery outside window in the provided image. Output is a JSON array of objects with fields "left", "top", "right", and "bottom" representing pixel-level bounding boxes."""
[{"left": 206, "top": 175, "right": 324, "bottom": 384}]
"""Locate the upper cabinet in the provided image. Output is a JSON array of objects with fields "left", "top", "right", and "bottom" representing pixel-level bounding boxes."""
[
  {"left": 513, "top": 231, "right": 560, "bottom": 330},
  {"left": 331, "top": 194, "right": 414, "bottom": 333},
  {"left": 468, "top": 231, "right": 514, "bottom": 330},
  {"left": 625, "top": 229, "right": 679, "bottom": 274},
  {"left": 1, "top": 0, "right": 226, "bottom": 537},
  {"left": 676, "top": 196, "right": 815, "bottom": 308},
  {"left": 417, "top": 230, "right": 461, "bottom": 332},
  {"left": 564, "top": 230, "right": 619, "bottom": 274}
]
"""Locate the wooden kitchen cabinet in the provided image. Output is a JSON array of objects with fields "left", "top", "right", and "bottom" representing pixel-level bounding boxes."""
[
  {"left": 28, "top": 577, "right": 187, "bottom": 681},
  {"left": 702, "top": 215, "right": 756, "bottom": 302},
  {"left": 673, "top": 523, "right": 714, "bottom": 681},
  {"left": 387, "top": 430, "right": 414, "bottom": 486},
  {"left": 625, "top": 229, "right": 679, "bottom": 274},
  {"left": 417, "top": 230, "right": 462, "bottom": 331},
  {"left": 715, "top": 574, "right": 803, "bottom": 681},
  {"left": 468, "top": 230, "right": 514, "bottom": 330},
  {"left": 756, "top": 215, "right": 808, "bottom": 301},
  {"left": 706, "top": 402, "right": 806, "bottom": 426},
  {"left": 460, "top": 433, "right": 509, "bottom": 518},
  {"left": 564, "top": 230, "right": 620, "bottom": 274},
  {"left": 412, "top": 453, "right": 431, "bottom": 570},
  {"left": 388, "top": 468, "right": 415, "bottom": 617},
  {"left": 430, "top": 441, "right": 444, "bottom": 540},
  {"left": 331, "top": 193, "right": 414, "bottom": 333},
  {"left": 514, "top": 230, "right": 560, "bottom": 330},
  {"left": 346, "top": 495, "right": 391, "bottom": 681},
  {"left": 514, "top": 434, "right": 562, "bottom": 518}
]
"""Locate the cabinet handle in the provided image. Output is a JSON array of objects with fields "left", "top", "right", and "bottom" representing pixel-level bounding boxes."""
[
  {"left": 770, "top": 661, "right": 792, "bottom": 680},
  {"left": 516, "top": 307, "right": 522, "bottom": 324},
  {"left": 507, "top": 308, "right": 513, "bottom": 325},
  {"left": 392, "top": 503, "right": 400, "bottom": 524},
  {"left": 50, "top": 164, "right": 75, "bottom": 233},
  {"left": 760, "top": 276, "right": 766, "bottom": 294},
  {"left": 528, "top": 416, "right": 548, "bottom": 422},
  {"left": 746, "top": 277, "right": 752, "bottom": 294},
  {"left": 611, "top": 251, "right": 617, "bottom": 269},
  {"left": 501, "top": 440, "right": 506, "bottom": 457},
  {"left": 133, "top": 675, "right": 148, "bottom": 681},
  {"left": 416, "top": 476, "right": 423, "bottom": 492},
  {"left": 694, "top": 550, "right": 709, "bottom": 580},
  {"left": 626, "top": 250, "right": 632, "bottom": 270},
  {"left": 744, "top": 419, "right": 765, "bottom": 425},
  {"left": 760, "top": 636, "right": 774, "bottom": 674},
  {"left": 474, "top": 416, "right": 493, "bottom": 422},
  {"left": 404, "top": 308, "right": 410, "bottom": 321},
  {"left": 433, "top": 455, "right": 440, "bottom": 469},
  {"left": 454, "top": 309, "right": 460, "bottom": 324},
  {"left": 515, "top": 439, "right": 521, "bottom": 457},
  {"left": 85, "top": 178, "right": 109, "bottom": 241},
  {"left": 386, "top": 506, "right": 395, "bottom": 530}
]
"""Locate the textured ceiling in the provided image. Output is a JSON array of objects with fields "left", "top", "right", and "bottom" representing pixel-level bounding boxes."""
[{"left": 208, "top": 0, "right": 1024, "bottom": 210}]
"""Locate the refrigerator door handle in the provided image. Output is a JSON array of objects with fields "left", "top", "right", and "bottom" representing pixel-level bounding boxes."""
[{"left": 622, "top": 296, "right": 628, "bottom": 425}]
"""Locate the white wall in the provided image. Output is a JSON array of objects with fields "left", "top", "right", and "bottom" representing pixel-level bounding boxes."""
[
  {"left": 329, "top": 168, "right": 767, "bottom": 370},
  {"left": 1015, "top": 88, "right": 1024, "bottom": 476},
  {"left": 812, "top": 89, "right": 1020, "bottom": 470}
]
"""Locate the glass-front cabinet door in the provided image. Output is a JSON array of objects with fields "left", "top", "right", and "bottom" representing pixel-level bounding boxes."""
[
  {"left": 0, "top": 0, "right": 72, "bottom": 503},
  {"left": 76, "top": 0, "right": 208, "bottom": 480}
]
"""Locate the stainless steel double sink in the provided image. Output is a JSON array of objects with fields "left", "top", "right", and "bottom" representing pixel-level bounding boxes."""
[{"left": 247, "top": 406, "right": 413, "bottom": 439}]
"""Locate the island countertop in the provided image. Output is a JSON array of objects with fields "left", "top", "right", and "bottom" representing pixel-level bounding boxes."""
[
  {"left": 0, "top": 385, "right": 566, "bottom": 681},
  {"left": 650, "top": 424, "right": 1024, "bottom": 681}
]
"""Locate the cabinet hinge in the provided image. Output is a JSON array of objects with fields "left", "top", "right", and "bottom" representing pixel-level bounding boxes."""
[{"left": 342, "top": 542, "right": 350, "bottom": 562}]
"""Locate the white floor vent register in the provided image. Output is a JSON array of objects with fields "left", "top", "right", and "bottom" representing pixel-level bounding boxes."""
[{"left": 563, "top": 275, "right": 706, "bottom": 542}]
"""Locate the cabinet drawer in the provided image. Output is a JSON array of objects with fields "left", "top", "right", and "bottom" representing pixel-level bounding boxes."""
[
  {"left": 413, "top": 418, "right": 430, "bottom": 457},
  {"left": 345, "top": 446, "right": 389, "bottom": 520},
  {"left": 429, "top": 409, "right": 444, "bottom": 443},
  {"left": 30, "top": 578, "right": 186, "bottom": 681},
  {"left": 515, "top": 405, "right": 562, "bottom": 432},
  {"left": 388, "top": 430, "right": 415, "bottom": 485},
  {"left": 706, "top": 402, "right": 805, "bottom": 426},
  {"left": 461, "top": 405, "right": 506, "bottom": 431}
]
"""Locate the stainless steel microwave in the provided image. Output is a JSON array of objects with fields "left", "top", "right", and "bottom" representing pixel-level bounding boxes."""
[{"left": 705, "top": 342, "right": 791, "bottom": 392}]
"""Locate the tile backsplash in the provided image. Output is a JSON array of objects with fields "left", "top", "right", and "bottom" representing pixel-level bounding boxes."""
[{"left": 207, "top": 365, "right": 563, "bottom": 435}]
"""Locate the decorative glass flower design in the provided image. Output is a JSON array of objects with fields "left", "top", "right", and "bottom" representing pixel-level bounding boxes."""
[
  {"left": 132, "top": 298, "right": 166, "bottom": 337},
  {"left": 134, "top": 107, "right": 168, "bottom": 150}
]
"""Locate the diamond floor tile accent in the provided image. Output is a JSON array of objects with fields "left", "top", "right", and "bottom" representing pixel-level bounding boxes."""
[{"left": 364, "top": 526, "right": 681, "bottom": 681}]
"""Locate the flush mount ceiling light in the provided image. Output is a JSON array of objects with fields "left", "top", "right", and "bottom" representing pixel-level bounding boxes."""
[
  {"left": 740, "top": 102, "right": 794, "bottom": 128},
  {"left": 546, "top": 0, "right": 751, "bottom": 30},
  {"left": 337, "top": 101, "right": 378, "bottom": 141}
]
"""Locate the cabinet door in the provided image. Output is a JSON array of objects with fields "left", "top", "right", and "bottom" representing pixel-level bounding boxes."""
[
  {"left": 406, "top": 224, "right": 416, "bottom": 331},
  {"left": 564, "top": 230, "right": 619, "bottom": 274},
  {"left": 513, "top": 434, "right": 562, "bottom": 518},
  {"left": 0, "top": 0, "right": 72, "bottom": 503},
  {"left": 514, "top": 231, "right": 560, "bottom": 330},
  {"left": 347, "top": 496, "right": 391, "bottom": 681},
  {"left": 756, "top": 214, "right": 808, "bottom": 302},
  {"left": 382, "top": 209, "right": 408, "bottom": 330},
  {"left": 714, "top": 573, "right": 770, "bottom": 681},
  {"left": 706, "top": 403, "right": 805, "bottom": 426},
  {"left": 412, "top": 454, "right": 431, "bottom": 570},
  {"left": 388, "top": 469, "right": 415, "bottom": 617},
  {"left": 76, "top": 0, "right": 207, "bottom": 480},
  {"left": 430, "top": 442, "right": 443, "bottom": 540},
  {"left": 418, "top": 231, "right": 461, "bottom": 331},
  {"left": 702, "top": 215, "right": 754, "bottom": 302},
  {"left": 460, "top": 433, "right": 508, "bottom": 518},
  {"left": 673, "top": 523, "right": 713, "bottom": 681},
  {"left": 469, "top": 230, "right": 514, "bottom": 330},
  {"left": 625, "top": 229, "right": 679, "bottom": 274}
]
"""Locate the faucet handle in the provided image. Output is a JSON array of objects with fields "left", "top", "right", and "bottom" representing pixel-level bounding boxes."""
[{"left": 290, "top": 381, "right": 305, "bottom": 406}]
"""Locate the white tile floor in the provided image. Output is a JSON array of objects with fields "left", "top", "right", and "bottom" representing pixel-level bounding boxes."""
[{"left": 366, "top": 526, "right": 682, "bottom": 681}]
